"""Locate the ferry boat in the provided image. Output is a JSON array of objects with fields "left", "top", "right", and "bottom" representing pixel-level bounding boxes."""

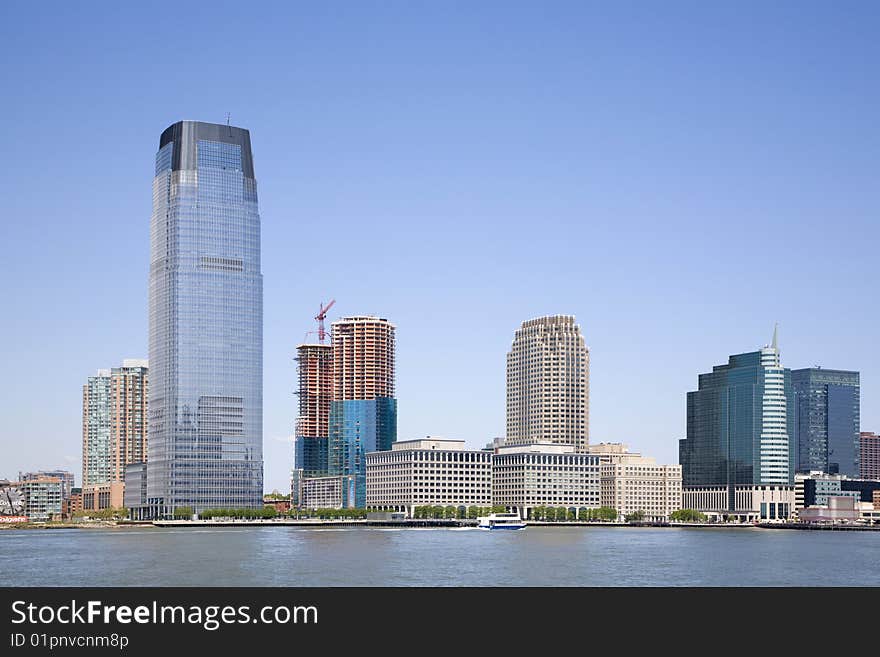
[{"left": 477, "top": 513, "right": 526, "bottom": 530}]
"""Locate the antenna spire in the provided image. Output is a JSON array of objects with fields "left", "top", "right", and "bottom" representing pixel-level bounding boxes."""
[
  {"left": 772, "top": 322, "right": 778, "bottom": 351},
  {"left": 226, "top": 112, "right": 231, "bottom": 127}
]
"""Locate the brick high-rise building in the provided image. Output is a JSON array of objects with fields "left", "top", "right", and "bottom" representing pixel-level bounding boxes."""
[
  {"left": 861, "top": 432, "right": 880, "bottom": 480},
  {"left": 110, "top": 360, "right": 148, "bottom": 482}
]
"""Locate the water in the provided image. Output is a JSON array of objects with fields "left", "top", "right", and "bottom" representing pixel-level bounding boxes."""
[{"left": 2, "top": 526, "right": 879, "bottom": 586}]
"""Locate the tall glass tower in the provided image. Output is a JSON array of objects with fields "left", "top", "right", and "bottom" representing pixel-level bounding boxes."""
[
  {"left": 791, "top": 368, "right": 860, "bottom": 476},
  {"left": 147, "top": 120, "right": 263, "bottom": 518},
  {"left": 679, "top": 329, "right": 795, "bottom": 508}
]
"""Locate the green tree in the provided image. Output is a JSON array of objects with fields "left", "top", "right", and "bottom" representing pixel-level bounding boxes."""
[
  {"left": 578, "top": 508, "right": 589, "bottom": 522},
  {"left": 173, "top": 506, "right": 193, "bottom": 520},
  {"left": 625, "top": 510, "right": 646, "bottom": 523},
  {"left": 597, "top": 506, "right": 618, "bottom": 522},
  {"left": 567, "top": 509, "right": 577, "bottom": 522},
  {"left": 670, "top": 509, "right": 707, "bottom": 523},
  {"left": 445, "top": 506, "right": 457, "bottom": 519},
  {"left": 467, "top": 506, "right": 479, "bottom": 520}
]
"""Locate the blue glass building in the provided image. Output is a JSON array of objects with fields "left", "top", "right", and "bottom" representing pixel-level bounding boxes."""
[
  {"left": 679, "top": 336, "right": 795, "bottom": 509},
  {"left": 791, "top": 368, "right": 860, "bottom": 476},
  {"left": 146, "top": 121, "right": 263, "bottom": 518},
  {"left": 294, "top": 436, "right": 329, "bottom": 478},
  {"left": 328, "top": 399, "right": 397, "bottom": 508}
]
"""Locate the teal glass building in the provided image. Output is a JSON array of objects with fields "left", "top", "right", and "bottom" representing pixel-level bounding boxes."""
[
  {"left": 791, "top": 368, "right": 860, "bottom": 476},
  {"left": 328, "top": 399, "right": 397, "bottom": 508},
  {"left": 146, "top": 121, "right": 263, "bottom": 518},
  {"left": 680, "top": 336, "right": 795, "bottom": 505}
]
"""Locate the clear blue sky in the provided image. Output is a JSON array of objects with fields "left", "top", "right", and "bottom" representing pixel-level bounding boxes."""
[{"left": 1, "top": 1, "right": 877, "bottom": 492}]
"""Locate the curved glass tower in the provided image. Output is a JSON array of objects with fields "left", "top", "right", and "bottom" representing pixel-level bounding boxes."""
[{"left": 147, "top": 121, "right": 263, "bottom": 518}]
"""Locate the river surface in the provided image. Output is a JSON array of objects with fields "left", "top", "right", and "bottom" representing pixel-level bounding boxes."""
[{"left": 2, "top": 526, "right": 878, "bottom": 586}]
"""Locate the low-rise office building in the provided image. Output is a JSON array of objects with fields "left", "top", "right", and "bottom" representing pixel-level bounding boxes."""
[
  {"left": 301, "top": 475, "right": 355, "bottom": 509},
  {"left": 587, "top": 443, "right": 682, "bottom": 521},
  {"left": 682, "top": 485, "right": 795, "bottom": 521},
  {"left": 794, "top": 471, "right": 880, "bottom": 513},
  {"left": 492, "top": 443, "right": 600, "bottom": 519},
  {"left": 799, "top": 496, "right": 861, "bottom": 523},
  {"left": 81, "top": 481, "right": 125, "bottom": 513},
  {"left": 366, "top": 438, "right": 493, "bottom": 516}
]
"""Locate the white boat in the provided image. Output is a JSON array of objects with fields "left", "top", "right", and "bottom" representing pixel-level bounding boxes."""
[{"left": 477, "top": 513, "right": 526, "bottom": 530}]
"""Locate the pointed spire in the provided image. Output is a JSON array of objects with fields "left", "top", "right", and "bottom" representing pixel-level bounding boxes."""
[{"left": 771, "top": 322, "right": 778, "bottom": 351}]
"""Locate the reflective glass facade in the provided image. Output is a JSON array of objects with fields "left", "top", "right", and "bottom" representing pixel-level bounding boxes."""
[
  {"left": 680, "top": 347, "right": 795, "bottom": 509},
  {"left": 328, "top": 398, "right": 397, "bottom": 508},
  {"left": 82, "top": 372, "right": 112, "bottom": 487},
  {"left": 294, "top": 436, "right": 328, "bottom": 478},
  {"left": 791, "top": 368, "right": 860, "bottom": 477},
  {"left": 147, "top": 121, "right": 263, "bottom": 517}
]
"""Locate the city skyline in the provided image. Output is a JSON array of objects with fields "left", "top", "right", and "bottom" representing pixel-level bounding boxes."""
[{"left": 2, "top": 3, "right": 878, "bottom": 494}]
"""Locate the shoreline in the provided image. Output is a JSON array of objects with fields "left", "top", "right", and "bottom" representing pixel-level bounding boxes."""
[{"left": 6, "top": 519, "right": 878, "bottom": 531}]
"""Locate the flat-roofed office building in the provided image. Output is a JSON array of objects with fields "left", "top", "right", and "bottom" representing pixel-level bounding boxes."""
[
  {"left": 587, "top": 443, "right": 682, "bottom": 522},
  {"left": 492, "top": 443, "right": 600, "bottom": 519},
  {"left": 366, "top": 438, "right": 493, "bottom": 516}
]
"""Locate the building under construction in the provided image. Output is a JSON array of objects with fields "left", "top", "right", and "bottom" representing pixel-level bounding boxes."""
[{"left": 294, "top": 342, "right": 333, "bottom": 477}]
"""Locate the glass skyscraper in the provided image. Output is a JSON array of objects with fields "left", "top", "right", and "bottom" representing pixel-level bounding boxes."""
[
  {"left": 791, "top": 368, "right": 860, "bottom": 476},
  {"left": 146, "top": 120, "right": 263, "bottom": 518},
  {"left": 679, "top": 331, "right": 795, "bottom": 508}
]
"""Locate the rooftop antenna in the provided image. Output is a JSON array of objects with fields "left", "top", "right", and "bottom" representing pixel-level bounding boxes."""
[{"left": 226, "top": 112, "right": 231, "bottom": 126}]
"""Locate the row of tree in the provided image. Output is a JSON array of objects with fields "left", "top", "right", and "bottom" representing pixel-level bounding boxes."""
[
  {"left": 411, "top": 505, "right": 507, "bottom": 519},
  {"left": 199, "top": 507, "right": 278, "bottom": 519},
  {"left": 529, "top": 506, "right": 620, "bottom": 521},
  {"left": 302, "top": 508, "right": 369, "bottom": 519},
  {"left": 669, "top": 509, "right": 708, "bottom": 522},
  {"left": 74, "top": 507, "right": 129, "bottom": 520}
]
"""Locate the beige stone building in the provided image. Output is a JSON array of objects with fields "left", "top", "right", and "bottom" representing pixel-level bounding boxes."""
[
  {"left": 300, "top": 475, "right": 354, "bottom": 509},
  {"left": 506, "top": 315, "right": 589, "bottom": 452},
  {"left": 682, "top": 485, "right": 795, "bottom": 521},
  {"left": 366, "top": 438, "right": 493, "bottom": 516},
  {"left": 492, "top": 443, "right": 600, "bottom": 519},
  {"left": 587, "top": 443, "right": 682, "bottom": 522}
]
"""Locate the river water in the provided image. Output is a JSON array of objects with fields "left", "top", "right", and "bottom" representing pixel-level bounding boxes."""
[{"left": 2, "top": 526, "right": 878, "bottom": 586}]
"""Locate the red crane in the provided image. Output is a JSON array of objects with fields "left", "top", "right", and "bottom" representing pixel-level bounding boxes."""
[{"left": 314, "top": 299, "right": 336, "bottom": 343}]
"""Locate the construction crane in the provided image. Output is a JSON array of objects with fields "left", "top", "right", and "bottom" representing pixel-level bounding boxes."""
[{"left": 314, "top": 299, "right": 335, "bottom": 343}]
